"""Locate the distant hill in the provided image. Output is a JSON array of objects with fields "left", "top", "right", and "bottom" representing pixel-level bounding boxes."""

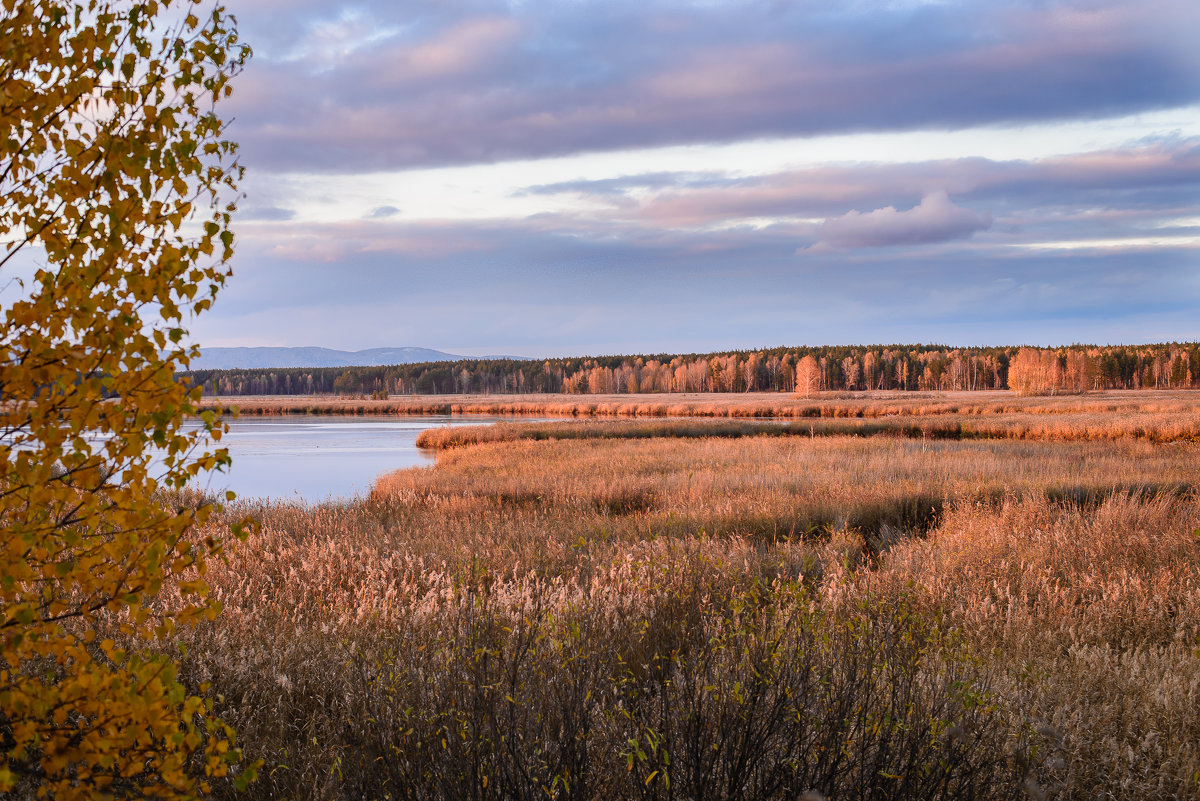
[{"left": 189, "top": 346, "right": 527, "bottom": 370}]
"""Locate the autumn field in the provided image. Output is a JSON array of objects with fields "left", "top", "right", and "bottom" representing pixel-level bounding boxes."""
[{"left": 157, "top": 393, "right": 1200, "bottom": 800}]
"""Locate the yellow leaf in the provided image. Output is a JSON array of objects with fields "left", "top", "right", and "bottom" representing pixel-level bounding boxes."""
[{"left": 0, "top": 1, "right": 252, "bottom": 796}]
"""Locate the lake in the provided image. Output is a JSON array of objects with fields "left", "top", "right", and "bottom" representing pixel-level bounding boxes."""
[{"left": 185, "top": 415, "right": 529, "bottom": 502}]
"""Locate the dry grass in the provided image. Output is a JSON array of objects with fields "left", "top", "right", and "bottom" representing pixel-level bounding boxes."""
[
  {"left": 856, "top": 495, "right": 1200, "bottom": 647},
  {"left": 414, "top": 409, "right": 1200, "bottom": 449},
  {"left": 145, "top": 427, "right": 1200, "bottom": 799},
  {"left": 173, "top": 514, "right": 1023, "bottom": 800},
  {"left": 179, "top": 562, "right": 1022, "bottom": 800},
  {"left": 203, "top": 388, "right": 1200, "bottom": 424},
  {"left": 375, "top": 436, "right": 1197, "bottom": 547},
  {"left": 848, "top": 495, "right": 1200, "bottom": 796}
]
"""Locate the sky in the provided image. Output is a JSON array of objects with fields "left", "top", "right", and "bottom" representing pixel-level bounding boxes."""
[{"left": 194, "top": 0, "right": 1200, "bottom": 357}]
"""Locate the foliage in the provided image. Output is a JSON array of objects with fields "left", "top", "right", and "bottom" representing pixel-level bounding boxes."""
[
  {"left": 1, "top": 0, "right": 252, "bottom": 797},
  {"left": 184, "top": 341, "right": 1200, "bottom": 397}
]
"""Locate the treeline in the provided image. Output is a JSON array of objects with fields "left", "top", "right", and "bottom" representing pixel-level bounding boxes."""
[{"left": 182, "top": 343, "right": 1200, "bottom": 397}]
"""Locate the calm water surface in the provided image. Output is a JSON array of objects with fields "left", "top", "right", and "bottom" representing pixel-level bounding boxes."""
[{"left": 187, "top": 415, "right": 531, "bottom": 502}]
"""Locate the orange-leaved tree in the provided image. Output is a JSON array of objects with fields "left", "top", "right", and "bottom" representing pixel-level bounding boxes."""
[{"left": 1, "top": 1, "right": 253, "bottom": 797}]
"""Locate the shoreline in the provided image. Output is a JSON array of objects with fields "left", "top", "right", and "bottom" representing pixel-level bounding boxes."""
[{"left": 197, "top": 388, "right": 1200, "bottom": 420}]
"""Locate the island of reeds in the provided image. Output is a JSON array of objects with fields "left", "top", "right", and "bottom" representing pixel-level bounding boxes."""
[{"left": 137, "top": 388, "right": 1200, "bottom": 799}]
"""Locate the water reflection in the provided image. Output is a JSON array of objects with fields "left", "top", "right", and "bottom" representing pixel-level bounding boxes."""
[{"left": 186, "top": 415, "right": 529, "bottom": 502}]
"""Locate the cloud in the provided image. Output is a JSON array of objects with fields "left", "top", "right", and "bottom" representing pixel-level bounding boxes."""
[
  {"left": 200, "top": 220, "right": 1200, "bottom": 354},
  {"left": 167, "top": 3, "right": 1200, "bottom": 357},
  {"left": 281, "top": 8, "right": 403, "bottom": 69},
  {"left": 813, "top": 192, "right": 991, "bottom": 249},
  {"left": 227, "top": 140, "right": 1197, "bottom": 263},
  {"left": 238, "top": 205, "right": 296, "bottom": 222},
  {"left": 519, "top": 172, "right": 723, "bottom": 197},
  {"left": 523, "top": 140, "right": 1200, "bottom": 234},
  {"left": 379, "top": 17, "right": 522, "bottom": 83},
  {"left": 225, "top": 0, "right": 1200, "bottom": 172}
]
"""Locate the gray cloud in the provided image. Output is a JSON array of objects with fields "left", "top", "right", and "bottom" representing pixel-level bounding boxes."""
[
  {"left": 222, "top": 140, "right": 1198, "bottom": 270},
  {"left": 525, "top": 139, "right": 1200, "bottom": 232},
  {"left": 237, "top": 205, "right": 296, "bottom": 222},
  {"left": 199, "top": 219, "right": 1200, "bottom": 354},
  {"left": 519, "top": 172, "right": 726, "bottom": 197},
  {"left": 813, "top": 192, "right": 992, "bottom": 249},
  {"left": 225, "top": 0, "right": 1200, "bottom": 172},
  {"left": 196, "top": 1, "right": 1200, "bottom": 353}
]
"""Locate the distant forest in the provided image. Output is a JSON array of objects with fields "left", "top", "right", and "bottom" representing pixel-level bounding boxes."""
[{"left": 182, "top": 343, "right": 1200, "bottom": 397}]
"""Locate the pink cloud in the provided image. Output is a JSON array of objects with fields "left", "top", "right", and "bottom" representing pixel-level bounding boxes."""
[
  {"left": 256, "top": 221, "right": 498, "bottom": 262},
  {"left": 227, "top": 1, "right": 1200, "bottom": 172},
  {"left": 385, "top": 17, "right": 522, "bottom": 82},
  {"left": 813, "top": 191, "right": 991, "bottom": 250}
]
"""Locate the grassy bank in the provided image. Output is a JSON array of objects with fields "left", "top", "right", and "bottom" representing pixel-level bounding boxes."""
[
  {"left": 149, "top": 427, "right": 1200, "bottom": 800},
  {"left": 200, "top": 388, "right": 1200, "bottom": 422},
  {"left": 414, "top": 409, "right": 1200, "bottom": 449}
]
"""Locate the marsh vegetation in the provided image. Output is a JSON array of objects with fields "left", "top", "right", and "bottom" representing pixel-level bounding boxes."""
[{"left": 153, "top": 392, "right": 1200, "bottom": 799}]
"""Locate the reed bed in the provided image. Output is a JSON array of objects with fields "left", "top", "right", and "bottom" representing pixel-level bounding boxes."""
[
  {"left": 375, "top": 436, "right": 1197, "bottom": 546},
  {"left": 172, "top": 520, "right": 1029, "bottom": 799},
  {"left": 173, "top": 520, "right": 1027, "bottom": 800},
  {"left": 146, "top": 431, "right": 1200, "bottom": 799},
  {"left": 415, "top": 409, "right": 1200, "bottom": 449},
  {"left": 848, "top": 495, "right": 1200, "bottom": 796},
  {"left": 202, "top": 389, "right": 1200, "bottom": 423}
]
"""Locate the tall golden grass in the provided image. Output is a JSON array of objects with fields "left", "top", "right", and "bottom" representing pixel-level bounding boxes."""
[
  {"left": 375, "top": 436, "right": 1197, "bottom": 545},
  {"left": 201, "top": 388, "right": 1200, "bottom": 424},
  {"left": 148, "top": 430, "right": 1200, "bottom": 799},
  {"left": 414, "top": 409, "right": 1200, "bottom": 449},
  {"left": 849, "top": 495, "right": 1200, "bottom": 796}
]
